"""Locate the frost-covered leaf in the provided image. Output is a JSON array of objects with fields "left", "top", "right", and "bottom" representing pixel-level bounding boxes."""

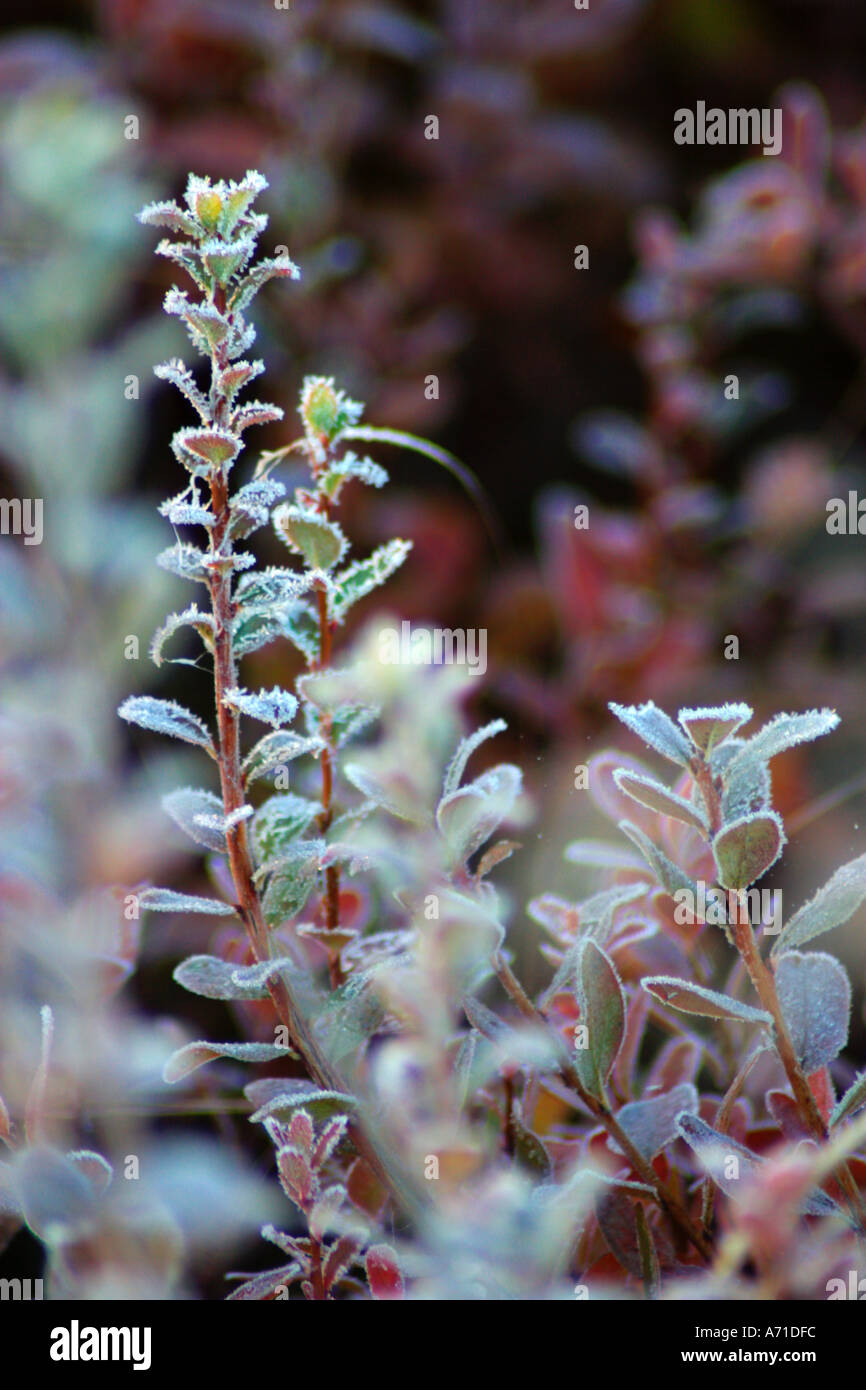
[
  {"left": 719, "top": 743, "right": 772, "bottom": 821},
  {"left": 162, "top": 788, "right": 227, "bottom": 852},
  {"left": 218, "top": 359, "right": 265, "bottom": 402},
  {"left": 172, "top": 954, "right": 295, "bottom": 1001},
  {"left": 260, "top": 842, "right": 325, "bottom": 924},
  {"left": 608, "top": 701, "right": 693, "bottom": 767},
  {"left": 675, "top": 1113, "right": 761, "bottom": 1198},
  {"left": 233, "top": 607, "right": 285, "bottom": 657},
  {"left": 174, "top": 426, "right": 241, "bottom": 470},
  {"left": 229, "top": 478, "right": 286, "bottom": 538},
  {"left": 252, "top": 794, "right": 320, "bottom": 863},
  {"left": 775, "top": 950, "right": 851, "bottom": 1074},
  {"left": 66, "top": 1150, "right": 113, "bottom": 1195},
  {"left": 150, "top": 604, "right": 215, "bottom": 667},
  {"left": 243, "top": 730, "right": 324, "bottom": 785},
  {"left": 248, "top": 1083, "right": 357, "bottom": 1126},
  {"left": 12, "top": 1146, "right": 98, "bottom": 1245},
  {"left": 613, "top": 768, "right": 707, "bottom": 833},
  {"left": 830, "top": 1072, "right": 866, "bottom": 1129},
  {"left": 443, "top": 719, "right": 507, "bottom": 799},
  {"left": 118, "top": 696, "right": 214, "bottom": 753},
  {"left": 157, "top": 542, "right": 209, "bottom": 584},
  {"left": 342, "top": 762, "right": 425, "bottom": 824},
  {"left": 511, "top": 1107, "right": 552, "bottom": 1178},
  {"left": 154, "top": 359, "right": 209, "bottom": 420},
  {"left": 228, "top": 254, "right": 301, "bottom": 317},
  {"left": 642, "top": 976, "right": 772, "bottom": 1025},
  {"left": 323, "top": 451, "right": 388, "bottom": 497},
  {"left": 619, "top": 820, "right": 697, "bottom": 898},
  {"left": 281, "top": 601, "right": 320, "bottom": 664},
  {"left": 309, "top": 1184, "right": 348, "bottom": 1241},
  {"left": 226, "top": 1262, "right": 300, "bottom": 1300},
  {"left": 773, "top": 853, "right": 866, "bottom": 954},
  {"left": 564, "top": 840, "right": 646, "bottom": 872},
  {"left": 436, "top": 764, "right": 523, "bottom": 866},
  {"left": 200, "top": 235, "right": 256, "bottom": 286},
  {"left": 224, "top": 685, "right": 298, "bottom": 729},
  {"left": 137, "top": 887, "right": 236, "bottom": 917},
  {"left": 323, "top": 1234, "right": 361, "bottom": 1294},
  {"left": 712, "top": 812, "right": 785, "bottom": 890},
  {"left": 330, "top": 540, "right": 412, "bottom": 622},
  {"left": 610, "top": 1083, "right": 699, "bottom": 1162},
  {"left": 365, "top": 1244, "right": 404, "bottom": 1300},
  {"left": 159, "top": 495, "right": 215, "bottom": 528},
  {"left": 163, "top": 1039, "right": 298, "bottom": 1084},
  {"left": 677, "top": 704, "right": 753, "bottom": 754},
  {"left": 724, "top": 709, "right": 839, "bottom": 778},
  {"left": 138, "top": 200, "right": 199, "bottom": 236},
  {"left": 572, "top": 940, "right": 626, "bottom": 1103},
  {"left": 273, "top": 505, "right": 348, "bottom": 572},
  {"left": 232, "top": 400, "right": 285, "bottom": 434}
]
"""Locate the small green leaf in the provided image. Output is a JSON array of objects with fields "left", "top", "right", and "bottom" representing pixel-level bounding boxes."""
[
  {"left": 260, "top": 842, "right": 324, "bottom": 924},
  {"left": 573, "top": 940, "right": 626, "bottom": 1103},
  {"left": 331, "top": 541, "right": 412, "bottom": 622},
  {"left": 242, "top": 731, "right": 323, "bottom": 786},
  {"left": 252, "top": 794, "right": 320, "bottom": 864},
  {"left": 273, "top": 505, "right": 347, "bottom": 572},
  {"left": 712, "top": 812, "right": 785, "bottom": 890},
  {"left": 830, "top": 1072, "right": 866, "bottom": 1129}
]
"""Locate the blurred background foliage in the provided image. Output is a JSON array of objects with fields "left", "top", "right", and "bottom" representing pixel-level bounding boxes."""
[{"left": 2, "top": 0, "right": 866, "bottom": 1295}]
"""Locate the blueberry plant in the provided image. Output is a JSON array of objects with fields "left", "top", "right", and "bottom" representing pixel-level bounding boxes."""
[
  {"left": 117, "top": 173, "right": 866, "bottom": 1299},
  {"left": 5, "top": 170, "right": 865, "bottom": 1301}
]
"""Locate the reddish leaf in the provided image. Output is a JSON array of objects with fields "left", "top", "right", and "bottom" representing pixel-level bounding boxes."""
[{"left": 365, "top": 1243, "right": 404, "bottom": 1300}]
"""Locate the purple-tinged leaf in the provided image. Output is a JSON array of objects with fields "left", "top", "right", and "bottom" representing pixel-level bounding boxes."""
[
  {"left": 278, "top": 1147, "right": 315, "bottom": 1209},
  {"left": 613, "top": 768, "right": 707, "bottom": 832},
  {"left": 609, "top": 1084, "right": 699, "bottom": 1162},
  {"left": 642, "top": 975, "right": 772, "bottom": 1025},
  {"left": 775, "top": 950, "right": 851, "bottom": 1074},
  {"left": 163, "top": 1039, "right": 297, "bottom": 1084},
  {"left": 323, "top": 1235, "right": 362, "bottom": 1294}
]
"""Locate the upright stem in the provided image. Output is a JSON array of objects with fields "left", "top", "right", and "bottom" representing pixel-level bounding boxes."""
[{"left": 202, "top": 336, "right": 422, "bottom": 1227}]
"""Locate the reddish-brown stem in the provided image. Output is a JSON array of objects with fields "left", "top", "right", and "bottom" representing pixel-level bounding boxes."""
[
  {"left": 199, "top": 335, "right": 423, "bottom": 1226},
  {"left": 313, "top": 580, "right": 341, "bottom": 935}
]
